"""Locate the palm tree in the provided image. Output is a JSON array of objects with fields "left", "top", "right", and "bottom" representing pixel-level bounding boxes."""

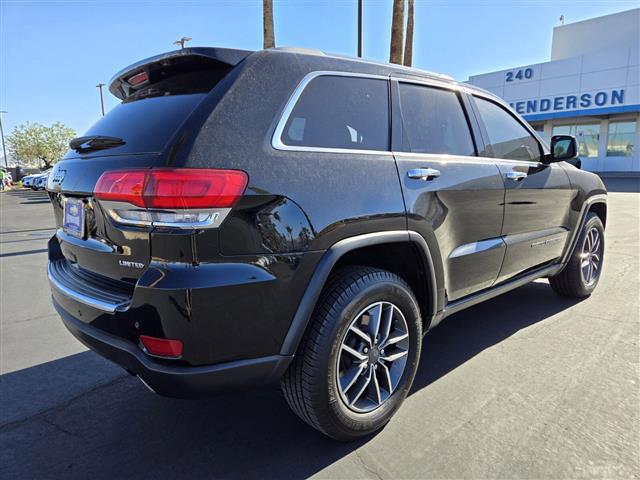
[
  {"left": 263, "top": 0, "right": 275, "bottom": 49},
  {"left": 403, "top": 0, "right": 414, "bottom": 67},
  {"left": 389, "top": 0, "right": 404, "bottom": 64}
]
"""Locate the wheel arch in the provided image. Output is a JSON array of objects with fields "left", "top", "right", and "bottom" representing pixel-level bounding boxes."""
[
  {"left": 561, "top": 194, "right": 607, "bottom": 265},
  {"left": 589, "top": 201, "right": 607, "bottom": 227},
  {"left": 279, "top": 231, "right": 439, "bottom": 356}
]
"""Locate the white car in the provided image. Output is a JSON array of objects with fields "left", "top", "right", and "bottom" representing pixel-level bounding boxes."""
[
  {"left": 34, "top": 172, "right": 50, "bottom": 190},
  {"left": 24, "top": 170, "right": 51, "bottom": 190},
  {"left": 22, "top": 175, "right": 34, "bottom": 187}
]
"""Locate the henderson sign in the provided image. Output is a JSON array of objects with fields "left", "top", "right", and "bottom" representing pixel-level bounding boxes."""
[{"left": 509, "top": 89, "right": 626, "bottom": 115}]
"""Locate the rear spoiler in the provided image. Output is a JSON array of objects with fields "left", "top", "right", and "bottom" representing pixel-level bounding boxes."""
[{"left": 108, "top": 47, "right": 253, "bottom": 100}]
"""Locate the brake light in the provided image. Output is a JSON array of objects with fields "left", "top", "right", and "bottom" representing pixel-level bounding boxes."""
[
  {"left": 94, "top": 169, "right": 248, "bottom": 229},
  {"left": 127, "top": 71, "right": 148, "bottom": 86},
  {"left": 139, "top": 335, "right": 183, "bottom": 358}
]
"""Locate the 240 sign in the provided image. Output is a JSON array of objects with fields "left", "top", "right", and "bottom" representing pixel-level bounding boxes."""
[{"left": 506, "top": 68, "right": 533, "bottom": 82}]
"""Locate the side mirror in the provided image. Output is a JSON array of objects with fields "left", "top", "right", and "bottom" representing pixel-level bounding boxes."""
[{"left": 550, "top": 135, "right": 578, "bottom": 162}]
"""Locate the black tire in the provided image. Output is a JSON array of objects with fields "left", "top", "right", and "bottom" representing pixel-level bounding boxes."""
[
  {"left": 550, "top": 212, "right": 604, "bottom": 297},
  {"left": 281, "top": 266, "right": 422, "bottom": 441}
]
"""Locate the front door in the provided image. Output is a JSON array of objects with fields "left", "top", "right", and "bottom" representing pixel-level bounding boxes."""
[
  {"left": 470, "top": 95, "right": 573, "bottom": 283},
  {"left": 391, "top": 79, "right": 506, "bottom": 302}
]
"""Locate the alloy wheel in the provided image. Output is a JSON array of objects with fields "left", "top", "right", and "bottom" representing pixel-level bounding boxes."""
[
  {"left": 336, "top": 301, "right": 410, "bottom": 413},
  {"left": 581, "top": 227, "right": 602, "bottom": 286}
]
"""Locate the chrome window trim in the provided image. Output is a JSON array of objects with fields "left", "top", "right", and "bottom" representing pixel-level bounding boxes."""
[
  {"left": 271, "top": 70, "right": 393, "bottom": 156},
  {"left": 391, "top": 74, "right": 463, "bottom": 92},
  {"left": 392, "top": 151, "right": 542, "bottom": 168}
]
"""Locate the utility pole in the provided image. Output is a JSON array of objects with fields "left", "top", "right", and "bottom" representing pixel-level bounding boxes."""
[
  {"left": 0, "top": 111, "right": 8, "bottom": 168},
  {"left": 357, "top": 0, "right": 363, "bottom": 57},
  {"left": 96, "top": 83, "right": 105, "bottom": 117},
  {"left": 173, "top": 37, "right": 192, "bottom": 49}
]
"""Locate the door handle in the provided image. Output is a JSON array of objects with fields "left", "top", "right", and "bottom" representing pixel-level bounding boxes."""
[
  {"left": 407, "top": 168, "right": 441, "bottom": 181},
  {"left": 505, "top": 171, "right": 527, "bottom": 181}
]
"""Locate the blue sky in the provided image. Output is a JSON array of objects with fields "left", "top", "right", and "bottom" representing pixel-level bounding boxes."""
[{"left": 1, "top": 0, "right": 637, "bottom": 137}]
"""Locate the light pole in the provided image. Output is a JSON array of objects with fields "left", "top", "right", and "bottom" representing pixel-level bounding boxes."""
[
  {"left": 357, "top": 0, "right": 363, "bottom": 58},
  {"left": 173, "top": 37, "right": 192, "bottom": 49},
  {"left": 96, "top": 83, "right": 105, "bottom": 117},
  {"left": 0, "top": 111, "right": 8, "bottom": 168}
]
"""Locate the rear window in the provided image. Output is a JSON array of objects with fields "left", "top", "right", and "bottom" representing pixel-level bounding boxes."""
[
  {"left": 280, "top": 75, "right": 389, "bottom": 151},
  {"left": 67, "top": 94, "right": 205, "bottom": 157}
]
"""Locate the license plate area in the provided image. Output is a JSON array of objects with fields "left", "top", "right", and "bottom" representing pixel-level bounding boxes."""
[{"left": 63, "top": 198, "right": 85, "bottom": 238}]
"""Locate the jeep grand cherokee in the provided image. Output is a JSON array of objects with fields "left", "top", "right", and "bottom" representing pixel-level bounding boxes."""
[{"left": 47, "top": 47, "right": 607, "bottom": 440}]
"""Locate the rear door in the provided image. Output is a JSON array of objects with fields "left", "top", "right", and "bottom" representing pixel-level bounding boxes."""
[
  {"left": 391, "top": 79, "right": 506, "bottom": 302},
  {"left": 469, "top": 94, "right": 573, "bottom": 283}
]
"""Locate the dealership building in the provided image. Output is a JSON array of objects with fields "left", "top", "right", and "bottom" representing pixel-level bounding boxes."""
[{"left": 467, "top": 8, "right": 639, "bottom": 174}]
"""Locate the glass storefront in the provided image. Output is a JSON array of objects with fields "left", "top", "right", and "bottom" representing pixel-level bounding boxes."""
[
  {"left": 606, "top": 121, "right": 636, "bottom": 157},
  {"left": 552, "top": 123, "right": 600, "bottom": 157}
]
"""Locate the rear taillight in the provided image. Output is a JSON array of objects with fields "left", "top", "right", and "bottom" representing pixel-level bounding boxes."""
[
  {"left": 139, "top": 335, "right": 183, "bottom": 358},
  {"left": 94, "top": 168, "right": 248, "bottom": 229}
]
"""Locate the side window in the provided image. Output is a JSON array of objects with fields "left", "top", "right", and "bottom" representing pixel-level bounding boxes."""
[
  {"left": 281, "top": 75, "right": 389, "bottom": 151},
  {"left": 398, "top": 83, "right": 475, "bottom": 156},
  {"left": 474, "top": 96, "right": 542, "bottom": 162}
]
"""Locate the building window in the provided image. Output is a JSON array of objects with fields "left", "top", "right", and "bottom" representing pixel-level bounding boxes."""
[
  {"left": 606, "top": 121, "right": 636, "bottom": 157},
  {"left": 552, "top": 124, "right": 599, "bottom": 157}
]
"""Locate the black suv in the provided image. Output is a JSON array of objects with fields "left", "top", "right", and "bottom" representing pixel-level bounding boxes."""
[{"left": 47, "top": 47, "right": 607, "bottom": 440}]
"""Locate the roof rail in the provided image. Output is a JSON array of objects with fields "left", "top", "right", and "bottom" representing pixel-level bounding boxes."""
[{"left": 272, "top": 47, "right": 326, "bottom": 56}]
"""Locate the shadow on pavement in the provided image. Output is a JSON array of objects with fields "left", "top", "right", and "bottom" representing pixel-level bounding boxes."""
[
  {"left": 3, "top": 189, "right": 51, "bottom": 204},
  {"left": 0, "top": 248, "right": 49, "bottom": 258},
  {"left": 0, "top": 281, "right": 582, "bottom": 479},
  {"left": 0, "top": 227, "right": 56, "bottom": 235},
  {"left": 412, "top": 281, "right": 582, "bottom": 391},
  {"left": 601, "top": 177, "right": 640, "bottom": 193},
  {"left": 19, "top": 199, "right": 51, "bottom": 205}
]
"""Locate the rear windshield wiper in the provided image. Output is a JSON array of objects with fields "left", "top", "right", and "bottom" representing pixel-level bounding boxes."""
[{"left": 69, "top": 135, "right": 126, "bottom": 153}]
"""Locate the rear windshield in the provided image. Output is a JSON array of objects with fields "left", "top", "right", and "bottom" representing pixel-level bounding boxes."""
[{"left": 66, "top": 94, "right": 206, "bottom": 157}]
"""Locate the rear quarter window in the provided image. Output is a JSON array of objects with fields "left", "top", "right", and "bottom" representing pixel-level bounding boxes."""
[{"left": 279, "top": 75, "right": 389, "bottom": 152}]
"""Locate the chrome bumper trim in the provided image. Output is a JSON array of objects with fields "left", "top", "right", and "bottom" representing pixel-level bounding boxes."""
[{"left": 47, "top": 262, "right": 131, "bottom": 313}]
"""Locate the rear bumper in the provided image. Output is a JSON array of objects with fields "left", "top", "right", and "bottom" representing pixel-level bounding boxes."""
[{"left": 54, "top": 299, "right": 293, "bottom": 398}]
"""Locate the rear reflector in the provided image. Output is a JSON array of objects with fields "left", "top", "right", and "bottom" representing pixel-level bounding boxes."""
[
  {"left": 139, "top": 335, "right": 183, "bottom": 358},
  {"left": 94, "top": 168, "right": 248, "bottom": 209}
]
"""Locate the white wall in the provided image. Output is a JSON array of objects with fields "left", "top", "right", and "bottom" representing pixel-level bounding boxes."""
[
  {"left": 467, "top": 46, "right": 639, "bottom": 118},
  {"left": 551, "top": 8, "right": 640, "bottom": 61},
  {"left": 466, "top": 8, "right": 640, "bottom": 173}
]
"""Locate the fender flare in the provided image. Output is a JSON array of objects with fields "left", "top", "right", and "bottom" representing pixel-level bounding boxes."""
[
  {"left": 279, "top": 230, "right": 438, "bottom": 356},
  {"left": 560, "top": 193, "right": 607, "bottom": 265}
]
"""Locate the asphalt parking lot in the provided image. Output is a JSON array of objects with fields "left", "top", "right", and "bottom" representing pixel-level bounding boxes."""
[{"left": 1, "top": 180, "right": 639, "bottom": 479}]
